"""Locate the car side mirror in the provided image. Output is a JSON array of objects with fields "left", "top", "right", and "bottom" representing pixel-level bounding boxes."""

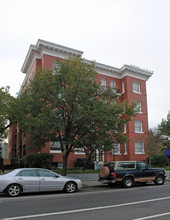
[{"left": 55, "top": 175, "right": 60, "bottom": 178}]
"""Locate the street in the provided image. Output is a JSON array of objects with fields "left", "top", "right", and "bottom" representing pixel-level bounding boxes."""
[{"left": 0, "top": 182, "right": 170, "bottom": 220}]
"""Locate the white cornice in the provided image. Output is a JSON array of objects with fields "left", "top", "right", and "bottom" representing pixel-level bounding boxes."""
[
  {"left": 21, "top": 39, "right": 153, "bottom": 82},
  {"left": 120, "top": 64, "right": 153, "bottom": 80},
  {"left": 21, "top": 39, "right": 84, "bottom": 74},
  {"left": 84, "top": 59, "right": 153, "bottom": 80}
]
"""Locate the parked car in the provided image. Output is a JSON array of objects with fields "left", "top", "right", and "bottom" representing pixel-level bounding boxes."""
[
  {"left": 0, "top": 168, "right": 82, "bottom": 197},
  {"left": 98, "top": 161, "right": 167, "bottom": 188}
]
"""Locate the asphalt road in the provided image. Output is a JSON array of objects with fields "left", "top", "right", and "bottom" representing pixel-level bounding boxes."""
[{"left": 1, "top": 182, "right": 170, "bottom": 220}]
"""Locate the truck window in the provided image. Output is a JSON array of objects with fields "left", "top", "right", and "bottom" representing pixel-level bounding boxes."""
[
  {"left": 138, "top": 162, "right": 148, "bottom": 169},
  {"left": 117, "top": 162, "right": 135, "bottom": 169}
]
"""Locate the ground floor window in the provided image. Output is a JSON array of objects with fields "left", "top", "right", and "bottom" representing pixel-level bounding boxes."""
[
  {"left": 135, "top": 141, "right": 144, "bottom": 154},
  {"left": 50, "top": 141, "right": 61, "bottom": 153},
  {"left": 112, "top": 143, "right": 120, "bottom": 155},
  {"left": 94, "top": 149, "right": 104, "bottom": 161},
  {"left": 74, "top": 147, "right": 85, "bottom": 155},
  {"left": 124, "top": 143, "right": 127, "bottom": 155}
]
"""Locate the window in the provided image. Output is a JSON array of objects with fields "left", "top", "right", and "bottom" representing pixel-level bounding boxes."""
[
  {"left": 38, "top": 170, "right": 56, "bottom": 177},
  {"left": 133, "top": 81, "right": 140, "bottom": 93},
  {"left": 135, "top": 120, "right": 143, "bottom": 133},
  {"left": 112, "top": 143, "right": 120, "bottom": 155},
  {"left": 117, "top": 162, "right": 135, "bottom": 169},
  {"left": 122, "top": 81, "right": 125, "bottom": 93},
  {"left": 135, "top": 101, "right": 142, "bottom": 113},
  {"left": 110, "top": 80, "right": 116, "bottom": 92},
  {"left": 111, "top": 100, "right": 116, "bottom": 105},
  {"left": 138, "top": 162, "right": 148, "bottom": 169},
  {"left": 50, "top": 141, "right": 61, "bottom": 153},
  {"left": 123, "top": 124, "right": 127, "bottom": 133},
  {"left": 94, "top": 149, "right": 104, "bottom": 161},
  {"left": 16, "top": 170, "right": 37, "bottom": 177},
  {"left": 135, "top": 141, "right": 144, "bottom": 154},
  {"left": 53, "top": 62, "right": 60, "bottom": 75},
  {"left": 101, "top": 78, "right": 106, "bottom": 91},
  {"left": 74, "top": 147, "right": 85, "bottom": 155},
  {"left": 124, "top": 143, "right": 127, "bottom": 155}
]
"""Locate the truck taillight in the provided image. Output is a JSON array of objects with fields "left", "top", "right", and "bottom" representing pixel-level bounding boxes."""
[{"left": 113, "top": 172, "right": 116, "bottom": 177}]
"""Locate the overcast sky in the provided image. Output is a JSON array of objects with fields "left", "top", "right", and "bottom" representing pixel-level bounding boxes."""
[{"left": 0, "top": 0, "right": 170, "bottom": 129}]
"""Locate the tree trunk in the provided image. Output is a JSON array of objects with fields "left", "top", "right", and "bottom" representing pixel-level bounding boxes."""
[
  {"left": 148, "top": 156, "right": 151, "bottom": 167},
  {"left": 83, "top": 150, "right": 94, "bottom": 171},
  {"left": 62, "top": 155, "right": 68, "bottom": 176}
]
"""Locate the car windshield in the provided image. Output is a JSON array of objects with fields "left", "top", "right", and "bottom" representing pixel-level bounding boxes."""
[{"left": 105, "top": 162, "right": 115, "bottom": 167}]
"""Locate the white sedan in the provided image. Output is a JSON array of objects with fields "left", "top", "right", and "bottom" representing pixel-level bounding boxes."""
[{"left": 0, "top": 168, "right": 82, "bottom": 197}]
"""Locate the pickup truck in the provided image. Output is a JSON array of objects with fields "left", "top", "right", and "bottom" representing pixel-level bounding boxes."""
[{"left": 98, "top": 161, "right": 167, "bottom": 188}]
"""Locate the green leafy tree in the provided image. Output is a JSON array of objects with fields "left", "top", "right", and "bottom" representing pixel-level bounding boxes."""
[
  {"left": 159, "top": 112, "right": 170, "bottom": 149},
  {"left": 0, "top": 87, "right": 17, "bottom": 141},
  {"left": 76, "top": 99, "right": 134, "bottom": 170},
  {"left": 25, "top": 153, "right": 54, "bottom": 168},
  {"left": 158, "top": 112, "right": 170, "bottom": 166},
  {"left": 146, "top": 128, "right": 163, "bottom": 166},
  {"left": 18, "top": 56, "right": 136, "bottom": 175}
]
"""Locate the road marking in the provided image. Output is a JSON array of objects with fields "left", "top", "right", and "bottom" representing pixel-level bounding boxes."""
[
  {"left": 3, "top": 196, "right": 170, "bottom": 220},
  {"left": 133, "top": 212, "right": 170, "bottom": 220}
]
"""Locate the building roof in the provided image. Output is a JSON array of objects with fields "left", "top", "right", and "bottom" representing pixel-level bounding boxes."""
[
  {"left": 21, "top": 39, "right": 84, "bottom": 74},
  {"left": 21, "top": 39, "right": 153, "bottom": 81}
]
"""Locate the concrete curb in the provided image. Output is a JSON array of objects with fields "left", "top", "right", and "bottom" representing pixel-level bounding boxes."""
[{"left": 82, "top": 181, "right": 102, "bottom": 188}]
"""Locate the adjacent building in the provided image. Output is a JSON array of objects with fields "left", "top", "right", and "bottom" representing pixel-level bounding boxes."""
[
  {"left": 0, "top": 142, "right": 8, "bottom": 159},
  {"left": 8, "top": 39, "right": 153, "bottom": 168}
]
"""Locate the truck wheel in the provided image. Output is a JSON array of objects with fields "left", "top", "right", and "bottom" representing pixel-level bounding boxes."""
[
  {"left": 122, "top": 177, "right": 134, "bottom": 188},
  {"left": 154, "top": 175, "right": 165, "bottom": 185}
]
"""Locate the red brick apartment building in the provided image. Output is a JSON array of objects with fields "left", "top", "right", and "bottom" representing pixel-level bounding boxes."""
[{"left": 8, "top": 39, "right": 153, "bottom": 168}]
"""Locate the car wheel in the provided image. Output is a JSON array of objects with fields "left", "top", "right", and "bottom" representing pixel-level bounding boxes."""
[
  {"left": 154, "top": 175, "right": 165, "bottom": 185},
  {"left": 64, "top": 182, "right": 77, "bottom": 193},
  {"left": 122, "top": 177, "right": 134, "bottom": 188},
  {"left": 6, "top": 184, "right": 22, "bottom": 197}
]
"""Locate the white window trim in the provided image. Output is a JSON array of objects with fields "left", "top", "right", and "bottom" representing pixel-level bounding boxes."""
[
  {"left": 50, "top": 150, "right": 61, "bottom": 153},
  {"left": 74, "top": 147, "right": 85, "bottom": 155},
  {"left": 123, "top": 124, "right": 127, "bottom": 134},
  {"left": 133, "top": 91, "right": 142, "bottom": 95},
  {"left": 138, "top": 111, "right": 143, "bottom": 114},
  {"left": 122, "top": 81, "right": 125, "bottom": 94},
  {"left": 74, "top": 152, "right": 85, "bottom": 155},
  {"left": 135, "top": 152, "right": 145, "bottom": 155},
  {"left": 124, "top": 143, "right": 127, "bottom": 155}
]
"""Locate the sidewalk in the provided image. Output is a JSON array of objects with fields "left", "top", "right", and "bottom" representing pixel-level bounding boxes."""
[{"left": 166, "top": 170, "right": 170, "bottom": 180}]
